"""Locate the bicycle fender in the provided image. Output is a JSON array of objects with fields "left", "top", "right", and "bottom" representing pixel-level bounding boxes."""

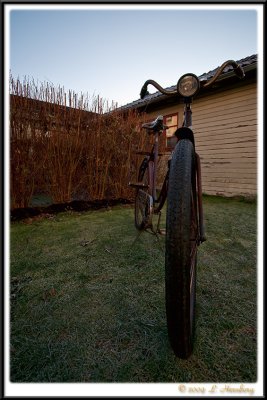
[{"left": 174, "top": 127, "right": 195, "bottom": 148}]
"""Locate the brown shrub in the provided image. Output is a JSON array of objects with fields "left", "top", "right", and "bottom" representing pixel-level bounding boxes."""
[{"left": 10, "top": 75, "right": 164, "bottom": 208}]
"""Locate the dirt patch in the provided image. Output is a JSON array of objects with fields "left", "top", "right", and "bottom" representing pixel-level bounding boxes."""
[{"left": 11, "top": 198, "right": 133, "bottom": 222}]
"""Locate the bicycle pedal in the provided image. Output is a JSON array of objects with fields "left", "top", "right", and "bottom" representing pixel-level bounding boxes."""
[{"left": 129, "top": 182, "right": 149, "bottom": 189}]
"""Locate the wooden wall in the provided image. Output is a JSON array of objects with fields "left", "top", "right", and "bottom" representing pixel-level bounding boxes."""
[
  {"left": 194, "top": 82, "right": 257, "bottom": 197},
  {"left": 145, "top": 81, "right": 257, "bottom": 198}
]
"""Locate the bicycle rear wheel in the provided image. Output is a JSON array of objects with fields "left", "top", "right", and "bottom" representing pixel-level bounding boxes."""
[{"left": 165, "top": 139, "right": 199, "bottom": 359}]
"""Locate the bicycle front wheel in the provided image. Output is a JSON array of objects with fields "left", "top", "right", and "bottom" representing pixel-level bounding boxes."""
[{"left": 165, "top": 138, "right": 199, "bottom": 359}]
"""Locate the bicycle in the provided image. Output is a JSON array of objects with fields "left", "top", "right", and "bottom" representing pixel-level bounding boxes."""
[{"left": 129, "top": 60, "right": 245, "bottom": 358}]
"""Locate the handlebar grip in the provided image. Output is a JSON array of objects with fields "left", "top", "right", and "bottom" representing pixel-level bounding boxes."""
[
  {"left": 140, "top": 84, "right": 150, "bottom": 99},
  {"left": 234, "top": 64, "right": 245, "bottom": 79}
]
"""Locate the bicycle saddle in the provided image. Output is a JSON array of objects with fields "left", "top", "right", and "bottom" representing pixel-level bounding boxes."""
[{"left": 141, "top": 115, "right": 168, "bottom": 132}]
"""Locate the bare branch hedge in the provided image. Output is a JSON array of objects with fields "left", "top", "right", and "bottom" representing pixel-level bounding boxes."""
[{"left": 10, "top": 75, "right": 165, "bottom": 209}]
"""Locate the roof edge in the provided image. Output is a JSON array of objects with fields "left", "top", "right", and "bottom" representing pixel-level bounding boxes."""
[{"left": 121, "top": 54, "right": 257, "bottom": 111}]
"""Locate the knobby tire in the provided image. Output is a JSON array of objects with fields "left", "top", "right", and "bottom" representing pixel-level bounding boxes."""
[{"left": 165, "top": 139, "right": 198, "bottom": 359}]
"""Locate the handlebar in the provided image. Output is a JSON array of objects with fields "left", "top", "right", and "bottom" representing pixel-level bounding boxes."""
[
  {"left": 202, "top": 60, "right": 245, "bottom": 88},
  {"left": 140, "top": 80, "right": 177, "bottom": 99},
  {"left": 140, "top": 59, "right": 245, "bottom": 99}
]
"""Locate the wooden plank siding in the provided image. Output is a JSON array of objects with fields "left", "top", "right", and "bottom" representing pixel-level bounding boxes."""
[
  {"left": 194, "top": 83, "right": 257, "bottom": 197},
  {"left": 144, "top": 82, "right": 257, "bottom": 198}
]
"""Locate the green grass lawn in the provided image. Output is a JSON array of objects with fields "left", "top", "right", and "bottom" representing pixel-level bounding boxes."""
[{"left": 10, "top": 196, "right": 257, "bottom": 383}]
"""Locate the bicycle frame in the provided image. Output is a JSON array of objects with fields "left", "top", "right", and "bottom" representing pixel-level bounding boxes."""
[
  {"left": 137, "top": 135, "right": 169, "bottom": 215},
  {"left": 147, "top": 134, "right": 168, "bottom": 209},
  {"left": 138, "top": 98, "right": 206, "bottom": 241}
]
